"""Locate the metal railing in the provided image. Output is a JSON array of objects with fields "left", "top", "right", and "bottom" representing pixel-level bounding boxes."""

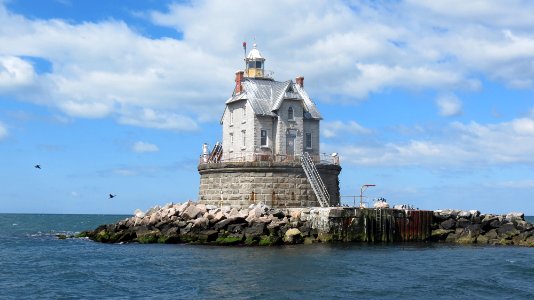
[
  {"left": 199, "top": 151, "right": 340, "bottom": 165},
  {"left": 301, "top": 152, "right": 330, "bottom": 207}
]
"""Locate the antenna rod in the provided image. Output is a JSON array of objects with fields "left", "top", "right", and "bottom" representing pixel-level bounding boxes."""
[{"left": 243, "top": 40, "right": 247, "bottom": 71}]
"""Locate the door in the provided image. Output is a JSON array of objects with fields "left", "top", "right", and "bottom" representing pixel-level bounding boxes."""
[{"left": 286, "top": 131, "right": 296, "bottom": 156}]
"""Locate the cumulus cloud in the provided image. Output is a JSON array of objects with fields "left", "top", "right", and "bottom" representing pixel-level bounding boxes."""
[
  {"left": 0, "top": 56, "right": 35, "bottom": 91},
  {"left": 132, "top": 141, "right": 159, "bottom": 153},
  {"left": 0, "top": 121, "right": 7, "bottom": 139},
  {"left": 436, "top": 94, "right": 462, "bottom": 117},
  {"left": 1, "top": 1, "right": 534, "bottom": 129},
  {"left": 323, "top": 120, "right": 371, "bottom": 138},
  {"left": 336, "top": 116, "right": 534, "bottom": 168},
  {"left": 118, "top": 108, "right": 199, "bottom": 131}
]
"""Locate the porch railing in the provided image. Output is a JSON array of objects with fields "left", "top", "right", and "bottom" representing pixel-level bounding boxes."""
[{"left": 199, "top": 151, "right": 340, "bottom": 165}]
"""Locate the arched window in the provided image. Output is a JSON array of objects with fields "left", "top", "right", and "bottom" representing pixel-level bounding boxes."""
[{"left": 288, "top": 106, "right": 294, "bottom": 120}]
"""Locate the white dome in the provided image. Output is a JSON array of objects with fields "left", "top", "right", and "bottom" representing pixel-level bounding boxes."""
[{"left": 247, "top": 43, "right": 264, "bottom": 60}]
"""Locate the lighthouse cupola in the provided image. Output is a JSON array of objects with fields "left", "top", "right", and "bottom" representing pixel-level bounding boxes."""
[{"left": 245, "top": 43, "right": 265, "bottom": 78}]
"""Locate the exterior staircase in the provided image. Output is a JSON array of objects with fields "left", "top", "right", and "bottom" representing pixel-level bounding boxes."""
[{"left": 300, "top": 152, "right": 330, "bottom": 207}]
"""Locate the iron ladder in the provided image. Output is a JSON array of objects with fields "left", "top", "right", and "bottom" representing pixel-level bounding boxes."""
[
  {"left": 375, "top": 209, "right": 382, "bottom": 237},
  {"left": 300, "top": 152, "right": 330, "bottom": 207}
]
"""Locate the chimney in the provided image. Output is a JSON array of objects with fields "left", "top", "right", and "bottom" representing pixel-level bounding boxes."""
[
  {"left": 235, "top": 70, "right": 244, "bottom": 94},
  {"left": 296, "top": 76, "right": 304, "bottom": 88}
]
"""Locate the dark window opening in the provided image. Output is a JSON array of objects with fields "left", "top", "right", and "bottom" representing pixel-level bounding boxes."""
[
  {"left": 261, "top": 129, "right": 268, "bottom": 147},
  {"left": 305, "top": 132, "right": 312, "bottom": 149}
]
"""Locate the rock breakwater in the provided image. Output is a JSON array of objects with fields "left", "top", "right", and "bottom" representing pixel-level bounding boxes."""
[
  {"left": 79, "top": 202, "right": 534, "bottom": 247},
  {"left": 80, "top": 201, "right": 350, "bottom": 246},
  {"left": 431, "top": 210, "right": 534, "bottom": 246}
]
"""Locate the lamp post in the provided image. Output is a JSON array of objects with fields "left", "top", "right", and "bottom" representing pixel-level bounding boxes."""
[{"left": 359, "top": 184, "right": 376, "bottom": 208}]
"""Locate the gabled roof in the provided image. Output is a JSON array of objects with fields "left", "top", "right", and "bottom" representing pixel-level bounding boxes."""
[{"left": 225, "top": 78, "right": 322, "bottom": 119}]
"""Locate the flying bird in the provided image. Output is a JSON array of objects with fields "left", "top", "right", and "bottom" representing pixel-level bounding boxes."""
[
  {"left": 34, "top": 164, "right": 41, "bottom": 169},
  {"left": 109, "top": 194, "right": 117, "bottom": 199}
]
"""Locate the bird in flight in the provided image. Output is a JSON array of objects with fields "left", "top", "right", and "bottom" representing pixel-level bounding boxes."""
[
  {"left": 34, "top": 164, "right": 41, "bottom": 169},
  {"left": 109, "top": 194, "right": 117, "bottom": 199}
]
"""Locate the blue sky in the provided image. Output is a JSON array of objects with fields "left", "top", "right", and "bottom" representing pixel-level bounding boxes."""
[{"left": 1, "top": 0, "right": 534, "bottom": 214}]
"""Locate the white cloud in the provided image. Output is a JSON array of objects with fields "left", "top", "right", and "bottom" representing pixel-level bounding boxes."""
[
  {"left": 323, "top": 120, "right": 371, "bottom": 138},
  {"left": 0, "top": 56, "right": 35, "bottom": 91},
  {"left": 132, "top": 141, "right": 159, "bottom": 153},
  {"left": 1, "top": 1, "right": 534, "bottom": 129},
  {"left": 336, "top": 116, "right": 534, "bottom": 168},
  {"left": 0, "top": 121, "right": 7, "bottom": 139},
  {"left": 118, "top": 108, "right": 199, "bottom": 131},
  {"left": 436, "top": 94, "right": 462, "bottom": 117}
]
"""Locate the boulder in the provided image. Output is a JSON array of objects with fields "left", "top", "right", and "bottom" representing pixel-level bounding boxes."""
[
  {"left": 458, "top": 211, "right": 472, "bottom": 219},
  {"left": 505, "top": 212, "right": 524, "bottom": 222},
  {"left": 497, "top": 223, "right": 520, "bottom": 239},
  {"left": 469, "top": 210, "right": 480, "bottom": 218},
  {"left": 489, "top": 219, "right": 502, "bottom": 229},
  {"left": 214, "top": 216, "right": 247, "bottom": 231},
  {"left": 456, "top": 218, "right": 471, "bottom": 228},
  {"left": 210, "top": 211, "right": 226, "bottom": 225},
  {"left": 290, "top": 210, "right": 302, "bottom": 220},
  {"left": 145, "top": 205, "right": 161, "bottom": 216},
  {"left": 456, "top": 224, "right": 481, "bottom": 244},
  {"left": 227, "top": 223, "right": 247, "bottom": 234},
  {"left": 216, "top": 233, "right": 244, "bottom": 245},
  {"left": 148, "top": 213, "right": 161, "bottom": 226},
  {"left": 135, "top": 229, "right": 160, "bottom": 244},
  {"left": 298, "top": 224, "right": 311, "bottom": 237},
  {"left": 177, "top": 202, "right": 191, "bottom": 215},
  {"left": 257, "top": 216, "right": 273, "bottom": 224},
  {"left": 206, "top": 205, "right": 218, "bottom": 211},
  {"left": 283, "top": 228, "right": 303, "bottom": 244},
  {"left": 192, "top": 217, "right": 209, "bottom": 230},
  {"left": 514, "top": 220, "right": 533, "bottom": 231},
  {"left": 228, "top": 208, "right": 240, "bottom": 218},
  {"left": 196, "top": 203, "right": 207, "bottom": 214},
  {"left": 182, "top": 205, "right": 201, "bottom": 220},
  {"left": 180, "top": 223, "right": 193, "bottom": 235},
  {"left": 198, "top": 230, "right": 219, "bottom": 243},
  {"left": 433, "top": 210, "right": 448, "bottom": 220},
  {"left": 440, "top": 209, "right": 459, "bottom": 219},
  {"left": 160, "top": 227, "right": 180, "bottom": 243},
  {"left": 484, "top": 229, "right": 498, "bottom": 240},
  {"left": 270, "top": 209, "right": 285, "bottom": 219},
  {"left": 168, "top": 208, "right": 177, "bottom": 218},
  {"left": 238, "top": 208, "right": 250, "bottom": 219},
  {"left": 430, "top": 229, "right": 453, "bottom": 241},
  {"left": 244, "top": 222, "right": 266, "bottom": 239},
  {"left": 440, "top": 218, "right": 456, "bottom": 230},
  {"left": 476, "top": 234, "right": 489, "bottom": 244},
  {"left": 134, "top": 209, "right": 145, "bottom": 218},
  {"left": 214, "top": 218, "right": 233, "bottom": 230}
]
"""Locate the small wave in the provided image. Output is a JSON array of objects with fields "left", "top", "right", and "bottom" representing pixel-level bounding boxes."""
[
  {"left": 12, "top": 223, "right": 18, "bottom": 226},
  {"left": 506, "top": 260, "right": 516, "bottom": 263}
]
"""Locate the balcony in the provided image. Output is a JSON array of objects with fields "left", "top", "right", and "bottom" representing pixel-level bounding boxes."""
[{"left": 199, "top": 151, "right": 339, "bottom": 166}]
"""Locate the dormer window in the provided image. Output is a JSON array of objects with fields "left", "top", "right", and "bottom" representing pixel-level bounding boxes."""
[{"left": 288, "top": 106, "right": 294, "bottom": 121}]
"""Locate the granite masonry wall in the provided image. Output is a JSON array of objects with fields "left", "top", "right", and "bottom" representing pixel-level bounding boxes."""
[{"left": 198, "top": 161, "right": 341, "bottom": 208}]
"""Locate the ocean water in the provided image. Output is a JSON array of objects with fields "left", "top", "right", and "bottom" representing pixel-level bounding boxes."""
[{"left": 1, "top": 214, "right": 533, "bottom": 300}]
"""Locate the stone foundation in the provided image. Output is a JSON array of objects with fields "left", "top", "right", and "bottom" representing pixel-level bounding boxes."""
[{"left": 197, "top": 161, "right": 341, "bottom": 208}]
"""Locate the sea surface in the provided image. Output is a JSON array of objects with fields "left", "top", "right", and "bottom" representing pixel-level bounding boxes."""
[{"left": 1, "top": 214, "right": 533, "bottom": 300}]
